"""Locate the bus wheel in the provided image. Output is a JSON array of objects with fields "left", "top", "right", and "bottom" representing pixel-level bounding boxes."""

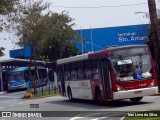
[
  {"left": 68, "top": 88, "right": 73, "bottom": 101},
  {"left": 130, "top": 97, "right": 143, "bottom": 102},
  {"left": 95, "top": 88, "right": 102, "bottom": 105}
]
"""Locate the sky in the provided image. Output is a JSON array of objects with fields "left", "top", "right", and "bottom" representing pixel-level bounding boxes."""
[{"left": 0, "top": 0, "right": 158, "bottom": 59}]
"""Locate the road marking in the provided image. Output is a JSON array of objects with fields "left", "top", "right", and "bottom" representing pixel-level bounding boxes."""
[
  {"left": 4, "top": 101, "right": 10, "bottom": 102},
  {"left": 91, "top": 117, "right": 107, "bottom": 120},
  {"left": 70, "top": 113, "right": 105, "bottom": 120},
  {"left": 69, "top": 117, "right": 83, "bottom": 120},
  {"left": 120, "top": 116, "right": 125, "bottom": 120}
]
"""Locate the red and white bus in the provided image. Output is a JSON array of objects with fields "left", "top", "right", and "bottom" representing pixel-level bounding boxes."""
[{"left": 57, "top": 45, "right": 158, "bottom": 103}]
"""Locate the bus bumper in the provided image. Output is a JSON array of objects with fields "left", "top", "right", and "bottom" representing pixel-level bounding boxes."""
[{"left": 113, "top": 87, "right": 159, "bottom": 100}]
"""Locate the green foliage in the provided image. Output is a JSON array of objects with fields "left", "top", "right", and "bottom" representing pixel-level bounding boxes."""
[
  {"left": 0, "top": 0, "right": 19, "bottom": 54},
  {"left": 34, "top": 89, "right": 58, "bottom": 98},
  {"left": 9, "top": 0, "right": 81, "bottom": 63},
  {"left": 0, "top": 0, "right": 18, "bottom": 14},
  {"left": 37, "top": 12, "right": 81, "bottom": 62}
]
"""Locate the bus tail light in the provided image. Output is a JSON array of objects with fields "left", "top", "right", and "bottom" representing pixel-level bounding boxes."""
[
  {"left": 148, "top": 80, "right": 154, "bottom": 87},
  {"left": 117, "top": 85, "right": 125, "bottom": 91}
]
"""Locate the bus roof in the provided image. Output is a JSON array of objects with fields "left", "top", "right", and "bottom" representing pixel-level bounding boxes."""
[
  {"left": 57, "top": 44, "right": 148, "bottom": 65},
  {"left": 57, "top": 52, "right": 91, "bottom": 65},
  {"left": 8, "top": 67, "right": 28, "bottom": 73},
  {"left": 105, "top": 44, "right": 148, "bottom": 51},
  {"left": 7, "top": 66, "right": 46, "bottom": 73}
]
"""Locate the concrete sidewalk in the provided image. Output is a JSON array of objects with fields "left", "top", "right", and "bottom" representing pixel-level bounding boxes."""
[{"left": 0, "top": 91, "right": 7, "bottom": 95}]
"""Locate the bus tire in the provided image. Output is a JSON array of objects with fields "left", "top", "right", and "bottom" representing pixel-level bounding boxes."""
[
  {"left": 129, "top": 97, "right": 143, "bottom": 102},
  {"left": 67, "top": 87, "right": 73, "bottom": 101},
  {"left": 95, "top": 87, "right": 102, "bottom": 105}
]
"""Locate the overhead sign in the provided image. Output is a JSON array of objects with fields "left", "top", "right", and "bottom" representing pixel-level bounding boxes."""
[{"left": 77, "top": 24, "right": 149, "bottom": 52}]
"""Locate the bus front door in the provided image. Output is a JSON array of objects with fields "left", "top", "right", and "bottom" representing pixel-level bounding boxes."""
[{"left": 99, "top": 58, "right": 112, "bottom": 99}]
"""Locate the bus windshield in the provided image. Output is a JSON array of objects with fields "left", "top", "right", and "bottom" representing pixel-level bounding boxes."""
[
  {"left": 8, "top": 72, "right": 24, "bottom": 82},
  {"left": 111, "top": 53, "right": 153, "bottom": 81}
]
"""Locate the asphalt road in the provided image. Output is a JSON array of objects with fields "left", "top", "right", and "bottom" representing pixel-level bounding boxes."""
[{"left": 0, "top": 91, "right": 160, "bottom": 120}]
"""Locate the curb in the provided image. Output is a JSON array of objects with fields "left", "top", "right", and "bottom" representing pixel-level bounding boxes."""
[
  {"left": 0, "top": 91, "right": 7, "bottom": 95},
  {"left": 22, "top": 93, "right": 59, "bottom": 99},
  {"left": 33, "top": 93, "right": 59, "bottom": 99}
]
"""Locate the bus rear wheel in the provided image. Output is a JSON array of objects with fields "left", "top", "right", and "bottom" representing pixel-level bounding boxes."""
[{"left": 130, "top": 97, "right": 143, "bottom": 102}]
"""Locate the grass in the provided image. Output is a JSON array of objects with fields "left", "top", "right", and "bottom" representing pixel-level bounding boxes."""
[
  {"left": 124, "top": 111, "right": 160, "bottom": 120},
  {"left": 33, "top": 89, "right": 58, "bottom": 97}
]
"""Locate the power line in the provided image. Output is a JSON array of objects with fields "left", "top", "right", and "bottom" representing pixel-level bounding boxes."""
[
  {"left": 51, "top": 1, "right": 160, "bottom": 9},
  {"left": 51, "top": 3, "right": 148, "bottom": 9}
]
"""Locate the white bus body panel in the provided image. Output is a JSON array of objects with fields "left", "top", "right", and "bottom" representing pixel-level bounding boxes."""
[
  {"left": 113, "top": 87, "right": 158, "bottom": 100},
  {"left": 65, "top": 80, "right": 93, "bottom": 100}
]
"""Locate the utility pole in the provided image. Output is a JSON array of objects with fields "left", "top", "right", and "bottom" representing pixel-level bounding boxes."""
[{"left": 148, "top": 0, "right": 160, "bottom": 87}]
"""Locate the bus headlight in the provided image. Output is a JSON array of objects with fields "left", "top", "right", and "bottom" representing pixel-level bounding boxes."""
[{"left": 117, "top": 85, "right": 125, "bottom": 91}]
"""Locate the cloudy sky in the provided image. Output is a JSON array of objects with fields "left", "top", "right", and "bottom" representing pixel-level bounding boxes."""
[{"left": 1, "top": 0, "right": 158, "bottom": 59}]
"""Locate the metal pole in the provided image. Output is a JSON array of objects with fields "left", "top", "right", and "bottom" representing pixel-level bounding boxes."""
[
  {"left": 90, "top": 26, "right": 93, "bottom": 52},
  {"left": 80, "top": 26, "right": 84, "bottom": 53},
  {"left": 148, "top": 0, "right": 160, "bottom": 86}
]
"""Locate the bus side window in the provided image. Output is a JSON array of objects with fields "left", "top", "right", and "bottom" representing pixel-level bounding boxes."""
[
  {"left": 91, "top": 59, "right": 100, "bottom": 80},
  {"left": 84, "top": 60, "right": 92, "bottom": 79},
  {"left": 77, "top": 61, "right": 84, "bottom": 79},
  {"left": 71, "top": 62, "right": 78, "bottom": 80},
  {"left": 64, "top": 64, "right": 71, "bottom": 81}
]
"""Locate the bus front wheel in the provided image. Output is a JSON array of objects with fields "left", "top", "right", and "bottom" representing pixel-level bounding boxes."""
[{"left": 129, "top": 97, "right": 143, "bottom": 102}]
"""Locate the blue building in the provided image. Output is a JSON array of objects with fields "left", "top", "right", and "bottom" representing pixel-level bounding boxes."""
[
  {"left": 9, "top": 24, "right": 150, "bottom": 58},
  {"left": 76, "top": 24, "right": 150, "bottom": 53}
]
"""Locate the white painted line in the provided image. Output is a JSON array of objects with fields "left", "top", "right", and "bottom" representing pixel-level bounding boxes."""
[
  {"left": 91, "top": 117, "right": 107, "bottom": 120},
  {"left": 4, "top": 101, "right": 10, "bottom": 102},
  {"left": 0, "top": 107, "right": 4, "bottom": 109},
  {"left": 120, "top": 116, "right": 125, "bottom": 120},
  {"left": 69, "top": 117, "right": 83, "bottom": 120}
]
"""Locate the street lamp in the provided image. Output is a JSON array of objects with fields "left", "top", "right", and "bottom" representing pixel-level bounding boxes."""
[{"left": 86, "top": 42, "right": 103, "bottom": 51}]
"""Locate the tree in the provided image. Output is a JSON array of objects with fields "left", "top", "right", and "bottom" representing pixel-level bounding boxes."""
[
  {"left": 0, "top": 0, "right": 18, "bottom": 14},
  {"left": 0, "top": 0, "right": 19, "bottom": 56},
  {"left": 8, "top": 0, "right": 54, "bottom": 91},
  {"left": 37, "top": 12, "right": 80, "bottom": 63},
  {"left": 9, "top": 0, "right": 80, "bottom": 91}
]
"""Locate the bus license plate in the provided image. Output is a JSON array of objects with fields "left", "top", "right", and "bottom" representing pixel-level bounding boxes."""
[{"left": 134, "top": 91, "right": 142, "bottom": 94}]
